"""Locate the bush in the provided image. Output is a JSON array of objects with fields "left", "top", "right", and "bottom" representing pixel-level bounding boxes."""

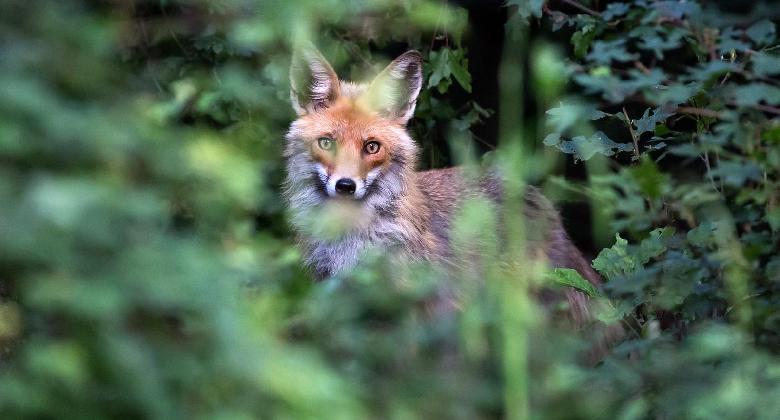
[{"left": 0, "top": 1, "right": 778, "bottom": 419}]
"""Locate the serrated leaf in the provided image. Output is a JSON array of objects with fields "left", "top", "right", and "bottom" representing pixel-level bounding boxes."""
[
  {"left": 427, "top": 48, "right": 451, "bottom": 90},
  {"left": 592, "top": 229, "right": 671, "bottom": 281},
  {"left": 545, "top": 268, "right": 602, "bottom": 298},
  {"left": 592, "top": 234, "right": 633, "bottom": 280},
  {"left": 547, "top": 131, "right": 634, "bottom": 161},
  {"left": 637, "top": 228, "right": 673, "bottom": 263},
  {"left": 634, "top": 106, "right": 676, "bottom": 136},
  {"left": 449, "top": 50, "right": 472, "bottom": 93},
  {"left": 586, "top": 39, "right": 638, "bottom": 64},
  {"left": 427, "top": 48, "right": 471, "bottom": 93}
]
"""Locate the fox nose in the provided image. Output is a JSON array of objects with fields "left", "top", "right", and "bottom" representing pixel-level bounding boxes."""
[{"left": 335, "top": 178, "right": 357, "bottom": 196}]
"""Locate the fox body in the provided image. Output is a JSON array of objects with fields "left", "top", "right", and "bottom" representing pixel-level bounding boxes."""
[{"left": 283, "top": 47, "right": 602, "bottom": 324}]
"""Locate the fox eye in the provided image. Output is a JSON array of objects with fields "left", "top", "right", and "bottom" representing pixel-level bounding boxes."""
[
  {"left": 364, "top": 141, "right": 381, "bottom": 154},
  {"left": 317, "top": 137, "right": 334, "bottom": 150}
]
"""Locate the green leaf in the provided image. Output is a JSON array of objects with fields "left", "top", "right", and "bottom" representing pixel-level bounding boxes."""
[
  {"left": 718, "top": 27, "right": 752, "bottom": 53},
  {"left": 545, "top": 102, "right": 607, "bottom": 132},
  {"left": 709, "top": 161, "right": 763, "bottom": 187},
  {"left": 646, "top": 82, "right": 698, "bottom": 105},
  {"left": 571, "top": 23, "right": 598, "bottom": 59},
  {"left": 508, "top": 0, "right": 544, "bottom": 19},
  {"left": 652, "top": 1, "right": 700, "bottom": 19},
  {"left": 592, "top": 234, "right": 633, "bottom": 280},
  {"left": 637, "top": 228, "right": 673, "bottom": 264},
  {"left": 629, "top": 157, "right": 669, "bottom": 200},
  {"left": 586, "top": 39, "right": 638, "bottom": 64},
  {"left": 545, "top": 268, "right": 602, "bottom": 298},
  {"left": 573, "top": 68, "right": 666, "bottom": 103},
  {"left": 449, "top": 49, "right": 472, "bottom": 92},
  {"left": 687, "top": 222, "right": 718, "bottom": 248},
  {"left": 594, "top": 299, "right": 635, "bottom": 324},
  {"left": 752, "top": 53, "right": 780, "bottom": 77},
  {"left": 732, "top": 83, "right": 780, "bottom": 106},
  {"left": 635, "top": 27, "right": 685, "bottom": 59},
  {"left": 685, "top": 61, "right": 736, "bottom": 82},
  {"left": 746, "top": 19, "right": 777, "bottom": 45},
  {"left": 601, "top": 3, "right": 630, "bottom": 21},
  {"left": 426, "top": 48, "right": 471, "bottom": 93},
  {"left": 592, "top": 229, "right": 671, "bottom": 281},
  {"left": 427, "top": 48, "right": 451, "bottom": 90},
  {"left": 545, "top": 131, "right": 634, "bottom": 161},
  {"left": 634, "top": 106, "right": 675, "bottom": 136}
]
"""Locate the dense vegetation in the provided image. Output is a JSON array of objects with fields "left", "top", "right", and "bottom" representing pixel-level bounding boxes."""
[{"left": 1, "top": 0, "right": 778, "bottom": 418}]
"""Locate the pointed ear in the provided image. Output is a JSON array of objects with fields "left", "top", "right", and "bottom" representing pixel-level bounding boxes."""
[
  {"left": 289, "top": 44, "right": 339, "bottom": 115},
  {"left": 364, "top": 51, "right": 423, "bottom": 125}
]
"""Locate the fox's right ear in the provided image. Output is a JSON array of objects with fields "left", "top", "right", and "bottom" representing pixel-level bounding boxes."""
[{"left": 289, "top": 44, "right": 339, "bottom": 115}]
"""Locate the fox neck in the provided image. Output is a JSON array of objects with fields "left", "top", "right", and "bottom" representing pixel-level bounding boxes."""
[{"left": 288, "top": 156, "right": 434, "bottom": 280}]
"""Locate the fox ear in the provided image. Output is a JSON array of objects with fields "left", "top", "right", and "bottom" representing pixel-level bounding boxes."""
[
  {"left": 290, "top": 44, "right": 339, "bottom": 115},
  {"left": 365, "top": 51, "right": 423, "bottom": 125}
]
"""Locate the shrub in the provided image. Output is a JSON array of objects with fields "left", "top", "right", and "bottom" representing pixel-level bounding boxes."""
[{"left": 0, "top": 1, "right": 778, "bottom": 419}]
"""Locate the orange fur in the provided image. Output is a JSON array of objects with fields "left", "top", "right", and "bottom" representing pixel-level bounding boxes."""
[
  {"left": 297, "top": 97, "right": 399, "bottom": 179},
  {"left": 284, "top": 47, "right": 623, "bottom": 361}
]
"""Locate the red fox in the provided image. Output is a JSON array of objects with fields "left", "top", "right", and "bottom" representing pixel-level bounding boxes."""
[{"left": 284, "top": 46, "right": 605, "bottom": 327}]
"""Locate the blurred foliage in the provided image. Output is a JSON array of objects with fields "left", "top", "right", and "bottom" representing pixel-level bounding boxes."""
[{"left": 0, "top": 0, "right": 779, "bottom": 419}]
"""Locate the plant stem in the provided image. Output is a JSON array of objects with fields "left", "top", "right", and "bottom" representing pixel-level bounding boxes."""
[
  {"left": 676, "top": 106, "right": 723, "bottom": 119},
  {"left": 622, "top": 107, "right": 640, "bottom": 161},
  {"left": 560, "top": 0, "right": 600, "bottom": 16}
]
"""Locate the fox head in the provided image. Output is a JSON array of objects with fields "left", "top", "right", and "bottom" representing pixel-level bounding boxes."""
[{"left": 284, "top": 45, "right": 423, "bottom": 231}]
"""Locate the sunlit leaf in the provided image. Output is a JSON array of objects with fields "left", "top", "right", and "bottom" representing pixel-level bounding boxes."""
[{"left": 545, "top": 268, "right": 602, "bottom": 297}]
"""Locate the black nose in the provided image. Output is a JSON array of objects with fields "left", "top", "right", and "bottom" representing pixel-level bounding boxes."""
[{"left": 335, "top": 178, "right": 357, "bottom": 195}]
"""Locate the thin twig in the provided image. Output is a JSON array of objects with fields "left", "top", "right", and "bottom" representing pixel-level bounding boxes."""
[
  {"left": 622, "top": 107, "right": 640, "bottom": 161},
  {"left": 633, "top": 60, "right": 651, "bottom": 75},
  {"left": 724, "top": 293, "right": 763, "bottom": 316},
  {"left": 560, "top": 0, "right": 600, "bottom": 16},
  {"left": 676, "top": 106, "right": 723, "bottom": 119},
  {"left": 700, "top": 151, "right": 721, "bottom": 193},
  {"left": 137, "top": 17, "right": 163, "bottom": 94},
  {"left": 471, "top": 133, "right": 497, "bottom": 151},
  {"left": 724, "top": 101, "right": 780, "bottom": 116},
  {"left": 429, "top": 0, "right": 446, "bottom": 50},
  {"left": 753, "top": 103, "right": 780, "bottom": 116},
  {"left": 160, "top": 3, "right": 191, "bottom": 59},
  {"left": 735, "top": 69, "right": 780, "bottom": 88}
]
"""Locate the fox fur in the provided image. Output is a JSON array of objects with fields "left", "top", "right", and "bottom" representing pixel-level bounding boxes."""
[{"left": 283, "top": 46, "right": 608, "bottom": 330}]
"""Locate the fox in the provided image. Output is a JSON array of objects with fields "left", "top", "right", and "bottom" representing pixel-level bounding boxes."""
[{"left": 283, "top": 45, "right": 608, "bottom": 328}]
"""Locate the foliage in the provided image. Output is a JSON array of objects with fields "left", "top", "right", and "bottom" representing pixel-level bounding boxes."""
[
  {"left": 0, "top": 0, "right": 779, "bottom": 419},
  {"left": 541, "top": 1, "right": 780, "bottom": 417}
]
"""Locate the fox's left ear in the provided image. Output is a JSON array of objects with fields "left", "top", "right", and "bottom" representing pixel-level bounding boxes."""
[{"left": 365, "top": 51, "right": 423, "bottom": 125}]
